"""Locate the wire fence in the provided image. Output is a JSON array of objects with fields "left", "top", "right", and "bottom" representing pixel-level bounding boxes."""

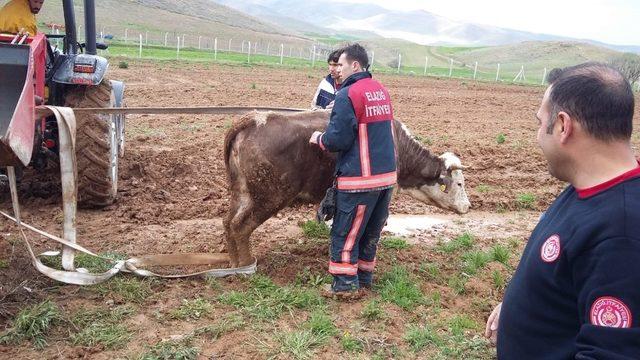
[{"left": 66, "top": 26, "right": 640, "bottom": 90}]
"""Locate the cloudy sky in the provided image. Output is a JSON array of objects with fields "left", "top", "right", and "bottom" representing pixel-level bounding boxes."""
[{"left": 334, "top": 0, "right": 640, "bottom": 45}]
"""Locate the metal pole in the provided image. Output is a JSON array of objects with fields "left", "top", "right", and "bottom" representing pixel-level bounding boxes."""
[
  {"left": 62, "top": 0, "right": 78, "bottom": 53},
  {"left": 229, "top": 38, "right": 232, "bottom": 51},
  {"left": 198, "top": 36, "right": 201, "bottom": 49},
  {"left": 138, "top": 34, "right": 142, "bottom": 58},
  {"left": 370, "top": 51, "right": 375, "bottom": 70},
  {"left": 280, "top": 43, "right": 284, "bottom": 65},
  {"left": 214, "top": 37, "right": 218, "bottom": 60},
  {"left": 177, "top": 36, "right": 180, "bottom": 59},
  {"left": 424, "top": 56, "right": 428, "bottom": 75},
  {"left": 449, "top": 59, "right": 453, "bottom": 77},
  {"left": 473, "top": 61, "right": 478, "bottom": 80},
  {"left": 83, "top": 0, "right": 97, "bottom": 55},
  {"left": 145, "top": 31, "right": 148, "bottom": 45},
  {"left": 267, "top": 42, "right": 270, "bottom": 56},
  {"left": 164, "top": 32, "right": 168, "bottom": 47},
  {"left": 312, "top": 45, "right": 316, "bottom": 67},
  {"left": 247, "top": 41, "right": 251, "bottom": 63},
  {"left": 496, "top": 63, "right": 501, "bottom": 81},
  {"left": 124, "top": 28, "right": 128, "bottom": 43},
  {"left": 397, "top": 54, "right": 401, "bottom": 73},
  {"left": 541, "top": 67, "right": 547, "bottom": 85}
]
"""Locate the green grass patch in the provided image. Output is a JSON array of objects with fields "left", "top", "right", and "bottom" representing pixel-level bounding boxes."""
[
  {"left": 138, "top": 337, "right": 199, "bottom": 360},
  {"left": 448, "top": 315, "right": 479, "bottom": 336},
  {"left": 170, "top": 298, "right": 213, "bottom": 320},
  {"left": 277, "top": 329, "right": 327, "bottom": 359},
  {"left": 448, "top": 275, "right": 467, "bottom": 295},
  {"left": 496, "top": 133, "right": 506, "bottom": 144},
  {"left": 91, "top": 276, "right": 155, "bottom": 304},
  {"left": 475, "top": 184, "right": 492, "bottom": 193},
  {"left": 376, "top": 266, "right": 424, "bottom": 310},
  {"left": 341, "top": 332, "right": 365, "bottom": 353},
  {"left": 40, "top": 252, "right": 126, "bottom": 273},
  {"left": 492, "top": 270, "right": 505, "bottom": 290},
  {"left": 404, "top": 324, "right": 441, "bottom": 351},
  {"left": 70, "top": 306, "right": 134, "bottom": 349},
  {"left": 438, "top": 232, "right": 475, "bottom": 253},
  {"left": 361, "top": 299, "right": 385, "bottom": 321},
  {"left": 304, "top": 310, "right": 338, "bottom": 338},
  {"left": 461, "top": 250, "right": 491, "bottom": 275},
  {"left": 219, "top": 274, "right": 324, "bottom": 320},
  {"left": 516, "top": 193, "right": 536, "bottom": 210},
  {"left": 380, "top": 236, "right": 410, "bottom": 250},
  {"left": 193, "top": 313, "right": 244, "bottom": 339},
  {"left": 0, "top": 259, "right": 8, "bottom": 269},
  {"left": 0, "top": 300, "right": 61, "bottom": 348},
  {"left": 490, "top": 245, "right": 511, "bottom": 265},
  {"left": 301, "top": 220, "right": 331, "bottom": 239},
  {"left": 418, "top": 262, "right": 440, "bottom": 281},
  {"left": 295, "top": 268, "right": 331, "bottom": 287}
]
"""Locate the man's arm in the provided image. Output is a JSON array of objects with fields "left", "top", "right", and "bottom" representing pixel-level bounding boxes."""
[
  {"left": 573, "top": 236, "right": 640, "bottom": 359},
  {"left": 310, "top": 91, "right": 357, "bottom": 152}
]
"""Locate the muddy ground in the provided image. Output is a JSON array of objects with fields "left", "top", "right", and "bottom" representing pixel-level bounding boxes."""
[{"left": 1, "top": 60, "right": 639, "bottom": 359}]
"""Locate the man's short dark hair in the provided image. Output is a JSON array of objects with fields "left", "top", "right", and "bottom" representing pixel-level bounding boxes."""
[
  {"left": 546, "top": 62, "right": 634, "bottom": 141},
  {"left": 328, "top": 48, "right": 343, "bottom": 63},
  {"left": 342, "top": 43, "right": 369, "bottom": 70}
]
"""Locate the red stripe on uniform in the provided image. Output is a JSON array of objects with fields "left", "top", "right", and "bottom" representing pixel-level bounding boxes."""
[
  {"left": 358, "top": 259, "right": 376, "bottom": 272},
  {"left": 341, "top": 205, "right": 367, "bottom": 263},
  {"left": 328, "top": 261, "right": 358, "bottom": 275},
  {"left": 337, "top": 171, "right": 397, "bottom": 190},
  {"left": 359, "top": 123, "right": 371, "bottom": 177}
]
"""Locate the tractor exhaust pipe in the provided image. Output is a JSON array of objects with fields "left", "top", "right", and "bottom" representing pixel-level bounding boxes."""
[
  {"left": 84, "top": 0, "right": 97, "bottom": 55},
  {"left": 62, "top": 0, "right": 77, "bottom": 54}
]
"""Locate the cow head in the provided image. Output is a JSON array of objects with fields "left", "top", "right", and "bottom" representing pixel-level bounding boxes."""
[{"left": 401, "top": 152, "right": 471, "bottom": 214}]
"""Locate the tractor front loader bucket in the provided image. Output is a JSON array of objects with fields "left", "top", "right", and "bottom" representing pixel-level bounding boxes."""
[{"left": 0, "top": 41, "right": 35, "bottom": 166}]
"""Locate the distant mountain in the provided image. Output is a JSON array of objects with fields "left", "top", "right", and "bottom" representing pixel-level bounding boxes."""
[{"left": 213, "top": 0, "right": 639, "bottom": 53}]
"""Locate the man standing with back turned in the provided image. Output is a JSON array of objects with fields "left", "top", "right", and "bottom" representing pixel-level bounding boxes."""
[
  {"left": 485, "top": 63, "right": 640, "bottom": 358},
  {"left": 310, "top": 43, "right": 397, "bottom": 297}
]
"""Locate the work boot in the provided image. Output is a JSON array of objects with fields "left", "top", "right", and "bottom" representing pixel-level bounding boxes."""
[{"left": 321, "top": 284, "right": 365, "bottom": 301}]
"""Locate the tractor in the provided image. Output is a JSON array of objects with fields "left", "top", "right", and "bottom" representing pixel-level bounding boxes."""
[{"left": 0, "top": 0, "right": 125, "bottom": 207}]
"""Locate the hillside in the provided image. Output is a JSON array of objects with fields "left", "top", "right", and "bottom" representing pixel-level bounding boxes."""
[{"left": 34, "top": 0, "right": 314, "bottom": 47}]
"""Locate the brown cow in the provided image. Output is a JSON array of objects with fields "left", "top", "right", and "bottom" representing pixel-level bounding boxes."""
[{"left": 223, "top": 110, "right": 470, "bottom": 267}]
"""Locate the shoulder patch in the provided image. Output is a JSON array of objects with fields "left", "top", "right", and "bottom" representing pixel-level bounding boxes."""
[
  {"left": 540, "top": 234, "right": 561, "bottom": 262},
  {"left": 590, "top": 296, "right": 632, "bottom": 328}
]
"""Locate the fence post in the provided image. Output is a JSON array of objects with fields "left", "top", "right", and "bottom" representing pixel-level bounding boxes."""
[
  {"left": 424, "top": 56, "right": 428, "bottom": 75},
  {"left": 289, "top": 46, "right": 292, "bottom": 57},
  {"left": 182, "top": 34, "right": 186, "bottom": 47},
  {"left": 198, "top": 36, "right": 202, "bottom": 49},
  {"left": 473, "top": 61, "right": 478, "bottom": 80},
  {"left": 145, "top": 31, "right": 148, "bottom": 45},
  {"left": 124, "top": 28, "right": 128, "bottom": 43},
  {"left": 397, "top": 54, "right": 402, "bottom": 74},
  {"left": 449, "top": 58, "right": 453, "bottom": 77},
  {"left": 247, "top": 41, "right": 251, "bottom": 63},
  {"left": 176, "top": 36, "right": 180, "bottom": 59},
  {"left": 229, "top": 38, "right": 232, "bottom": 51},
  {"left": 267, "top": 42, "right": 270, "bottom": 56},
  {"left": 496, "top": 63, "right": 501, "bottom": 81},
  {"left": 214, "top": 37, "right": 218, "bottom": 60},
  {"left": 280, "top": 43, "right": 284, "bottom": 65},
  {"left": 138, "top": 34, "right": 142, "bottom": 58},
  {"left": 164, "top": 32, "right": 168, "bottom": 47},
  {"left": 541, "top": 67, "right": 547, "bottom": 85},
  {"left": 241, "top": 40, "right": 245, "bottom": 53},
  {"left": 370, "top": 51, "right": 375, "bottom": 70},
  {"left": 312, "top": 45, "right": 316, "bottom": 67}
]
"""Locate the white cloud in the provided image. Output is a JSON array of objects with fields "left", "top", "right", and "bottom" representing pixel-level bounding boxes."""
[{"left": 331, "top": 0, "right": 640, "bottom": 45}]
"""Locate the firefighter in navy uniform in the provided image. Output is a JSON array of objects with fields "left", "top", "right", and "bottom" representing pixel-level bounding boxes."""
[
  {"left": 310, "top": 43, "right": 396, "bottom": 297},
  {"left": 485, "top": 63, "right": 640, "bottom": 358}
]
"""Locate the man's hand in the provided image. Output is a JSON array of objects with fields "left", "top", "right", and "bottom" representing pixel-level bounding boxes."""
[
  {"left": 325, "top": 101, "right": 335, "bottom": 110},
  {"left": 484, "top": 302, "right": 502, "bottom": 346},
  {"left": 309, "top": 131, "right": 323, "bottom": 144}
]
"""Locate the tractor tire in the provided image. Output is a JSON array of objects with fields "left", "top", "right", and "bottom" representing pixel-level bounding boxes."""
[{"left": 64, "top": 80, "right": 119, "bottom": 208}]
